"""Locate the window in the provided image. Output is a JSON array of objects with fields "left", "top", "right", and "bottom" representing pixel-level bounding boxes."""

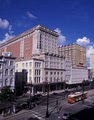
[
  {"left": 50, "top": 72, "right": 53, "bottom": 75},
  {"left": 61, "top": 72, "right": 63, "bottom": 75},
  {"left": 10, "top": 78, "right": 13, "bottom": 85},
  {"left": 0, "top": 64, "right": 2, "bottom": 69},
  {"left": 22, "top": 63, "right": 24, "bottom": 67},
  {"left": 0, "top": 73, "right": 2, "bottom": 79},
  {"left": 39, "top": 70, "right": 41, "bottom": 75},
  {"left": 26, "top": 62, "right": 28, "bottom": 67},
  {"left": 39, "top": 63, "right": 41, "bottom": 67},
  {"left": 5, "top": 69, "right": 8, "bottom": 76},
  {"left": 37, "top": 77, "right": 38, "bottom": 83},
  {"left": 37, "top": 70, "right": 38, "bottom": 75},
  {"left": 34, "top": 77, "right": 36, "bottom": 83},
  {"left": 46, "top": 71, "right": 48, "bottom": 75},
  {"left": 10, "top": 61, "right": 14, "bottom": 66},
  {"left": 10, "top": 69, "right": 14, "bottom": 75},
  {"left": 5, "top": 60, "right": 9, "bottom": 66},
  {"left": 39, "top": 77, "right": 40, "bottom": 83},
  {"left": 35, "top": 70, "right": 41, "bottom": 75},
  {"left": 5, "top": 78, "right": 8, "bottom": 86},
  {"left": 29, "top": 77, "right": 32, "bottom": 81},
  {"left": 29, "top": 62, "right": 32, "bottom": 67},
  {"left": 54, "top": 78, "right": 56, "bottom": 82},
  {"left": 29, "top": 69, "right": 32, "bottom": 75},
  {"left": 35, "top": 62, "right": 37, "bottom": 67},
  {"left": 35, "top": 62, "right": 41, "bottom": 67},
  {"left": 50, "top": 77, "right": 52, "bottom": 82},
  {"left": 35, "top": 70, "right": 37, "bottom": 75}
]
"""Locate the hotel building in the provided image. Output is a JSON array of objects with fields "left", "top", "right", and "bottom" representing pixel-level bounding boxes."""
[
  {"left": 0, "top": 25, "right": 67, "bottom": 94},
  {"left": 0, "top": 25, "right": 88, "bottom": 94},
  {"left": 58, "top": 44, "right": 86, "bottom": 68}
]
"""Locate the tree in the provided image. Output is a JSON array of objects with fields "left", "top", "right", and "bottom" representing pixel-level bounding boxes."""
[{"left": 0, "top": 86, "right": 15, "bottom": 102}]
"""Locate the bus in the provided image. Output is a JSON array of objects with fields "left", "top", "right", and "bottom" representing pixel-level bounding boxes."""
[{"left": 68, "top": 91, "right": 87, "bottom": 104}]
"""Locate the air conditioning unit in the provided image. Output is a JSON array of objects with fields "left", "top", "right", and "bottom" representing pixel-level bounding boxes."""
[{"left": 2, "top": 52, "right": 12, "bottom": 57}]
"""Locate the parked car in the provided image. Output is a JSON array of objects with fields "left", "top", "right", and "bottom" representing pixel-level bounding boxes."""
[
  {"left": 62, "top": 113, "right": 71, "bottom": 120},
  {"left": 27, "top": 117, "right": 39, "bottom": 120},
  {"left": 53, "top": 92, "right": 58, "bottom": 95}
]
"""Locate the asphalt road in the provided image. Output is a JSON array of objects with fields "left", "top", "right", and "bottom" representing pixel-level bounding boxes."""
[{"left": 1, "top": 89, "right": 94, "bottom": 120}]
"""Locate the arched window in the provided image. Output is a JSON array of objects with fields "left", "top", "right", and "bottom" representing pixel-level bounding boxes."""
[
  {"left": 5, "top": 78, "right": 8, "bottom": 86},
  {"left": 10, "top": 69, "right": 14, "bottom": 75},
  {"left": 5, "top": 69, "right": 8, "bottom": 76},
  {"left": 10, "top": 78, "right": 13, "bottom": 85}
]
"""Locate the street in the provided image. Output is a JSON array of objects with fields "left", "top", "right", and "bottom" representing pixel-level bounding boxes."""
[{"left": 1, "top": 89, "right": 94, "bottom": 120}]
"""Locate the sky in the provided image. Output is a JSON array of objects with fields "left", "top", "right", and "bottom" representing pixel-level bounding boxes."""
[{"left": 0, "top": 0, "right": 94, "bottom": 64}]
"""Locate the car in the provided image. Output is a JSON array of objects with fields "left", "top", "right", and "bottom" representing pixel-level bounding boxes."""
[
  {"left": 62, "top": 113, "right": 71, "bottom": 120},
  {"left": 53, "top": 92, "right": 58, "bottom": 95},
  {"left": 27, "top": 117, "right": 40, "bottom": 120}
]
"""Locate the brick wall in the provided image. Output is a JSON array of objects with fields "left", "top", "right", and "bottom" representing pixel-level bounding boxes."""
[
  {"left": 24, "top": 36, "right": 33, "bottom": 60},
  {"left": 0, "top": 35, "right": 33, "bottom": 61}
]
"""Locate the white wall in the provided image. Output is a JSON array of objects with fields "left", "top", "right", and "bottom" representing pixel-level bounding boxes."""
[
  {"left": 90, "top": 53, "right": 94, "bottom": 78},
  {"left": 69, "top": 68, "right": 88, "bottom": 84},
  {"left": 32, "top": 28, "right": 58, "bottom": 55},
  {"left": 15, "top": 59, "right": 44, "bottom": 84}
]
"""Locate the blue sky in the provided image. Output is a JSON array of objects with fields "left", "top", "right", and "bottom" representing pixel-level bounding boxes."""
[{"left": 0, "top": 0, "right": 94, "bottom": 59}]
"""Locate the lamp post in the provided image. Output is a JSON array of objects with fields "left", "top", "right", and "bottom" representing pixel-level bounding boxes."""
[
  {"left": 82, "top": 80, "right": 85, "bottom": 104},
  {"left": 43, "top": 78, "right": 50, "bottom": 118},
  {"left": 63, "top": 80, "right": 66, "bottom": 98},
  {"left": 27, "top": 82, "right": 32, "bottom": 109},
  {"left": 46, "top": 82, "right": 49, "bottom": 118}
]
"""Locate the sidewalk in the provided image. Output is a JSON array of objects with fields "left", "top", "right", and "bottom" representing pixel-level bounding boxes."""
[{"left": 0, "top": 109, "right": 27, "bottom": 120}]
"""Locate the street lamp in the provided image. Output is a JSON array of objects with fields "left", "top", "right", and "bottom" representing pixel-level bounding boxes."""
[
  {"left": 43, "top": 78, "right": 50, "bottom": 118},
  {"left": 63, "top": 80, "right": 66, "bottom": 98},
  {"left": 27, "top": 81, "right": 32, "bottom": 109},
  {"left": 82, "top": 80, "right": 85, "bottom": 104},
  {"left": 46, "top": 82, "right": 49, "bottom": 118}
]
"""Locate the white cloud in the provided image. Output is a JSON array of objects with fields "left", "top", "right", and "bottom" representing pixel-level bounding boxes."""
[
  {"left": 86, "top": 45, "right": 94, "bottom": 58},
  {"left": 76, "top": 37, "right": 90, "bottom": 46},
  {"left": 0, "top": 18, "right": 9, "bottom": 29},
  {"left": 8, "top": 25, "right": 14, "bottom": 34},
  {"left": 55, "top": 28, "right": 66, "bottom": 45},
  {"left": 26, "top": 11, "right": 37, "bottom": 19},
  {"left": 3, "top": 33, "right": 15, "bottom": 41},
  {"left": 0, "top": 33, "right": 15, "bottom": 44},
  {"left": 0, "top": 24, "right": 15, "bottom": 44},
  {"left": 86, "top": 45, "right": 94, "bottom": 68},
  {"left": 76, "top": 36, "right": 94, "bottom": 67}
]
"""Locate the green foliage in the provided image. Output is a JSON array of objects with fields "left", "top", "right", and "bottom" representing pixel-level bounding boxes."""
[{"left": 0, "top": 86, "right": 15, "bottom": 102}]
